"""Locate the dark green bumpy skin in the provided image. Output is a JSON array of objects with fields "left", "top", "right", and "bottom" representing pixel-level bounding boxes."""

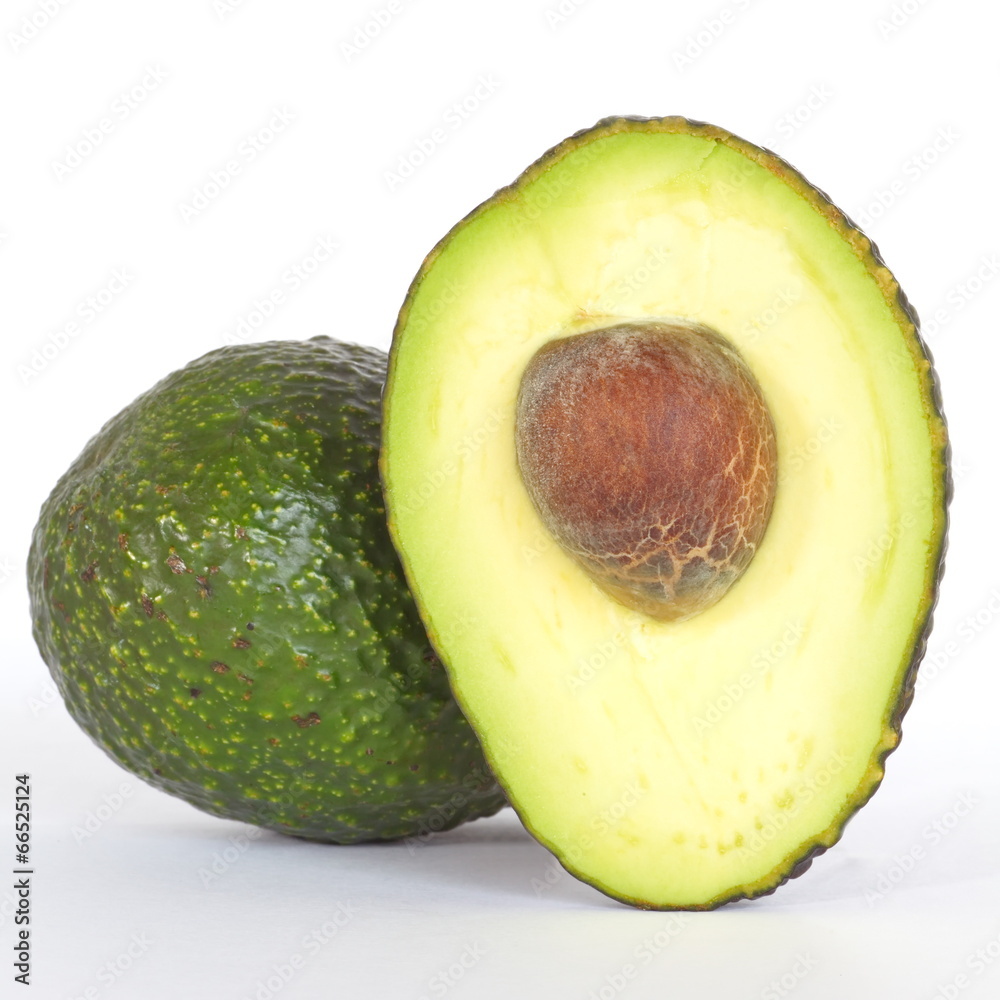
[{"left": 28, "top": 337, "right": 505, "bottom": 842}]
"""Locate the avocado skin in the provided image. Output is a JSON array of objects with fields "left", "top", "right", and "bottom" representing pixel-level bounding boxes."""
[
  {"left": 28, "top": 336, "right": 505, "bottom": 842},
  {"left": 384, "top": 116, "right": 951, "bottom": 907}
]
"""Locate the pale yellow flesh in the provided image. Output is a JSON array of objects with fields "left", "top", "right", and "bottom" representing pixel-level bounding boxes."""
[{"left": 383, "top": 125, "right": 946, "bottom": 907}]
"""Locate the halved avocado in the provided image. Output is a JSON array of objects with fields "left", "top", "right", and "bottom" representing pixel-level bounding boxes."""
[{"left": 381, "top": 117, "right": 949, "bottom": 909}]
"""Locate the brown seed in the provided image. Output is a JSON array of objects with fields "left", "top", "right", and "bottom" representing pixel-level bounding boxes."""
[{"left": 515, "top": 320, "right": 777, "bottom": 622}]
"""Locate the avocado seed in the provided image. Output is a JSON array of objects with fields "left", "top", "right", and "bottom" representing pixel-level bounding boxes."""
[{"left": 515, "top": 320, "right": 777, "bottom": 622}]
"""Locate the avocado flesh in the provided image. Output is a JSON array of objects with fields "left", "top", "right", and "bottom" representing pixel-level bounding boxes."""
[
  {"left": 382, "top": 118, "right": 949, "bottom": 907},
  {"left": 29, "top": 337, "right": 505, "bottom": 842}
]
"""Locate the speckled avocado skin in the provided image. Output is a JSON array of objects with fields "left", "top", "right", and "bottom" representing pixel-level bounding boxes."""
[{"left": 28, "top": 336, "right": 505, "bottom": 842}]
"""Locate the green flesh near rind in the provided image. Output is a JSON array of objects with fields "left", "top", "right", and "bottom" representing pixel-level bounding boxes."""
[
  {"left": 29, "top": 337, "right": 505, "bottom": 842},
  {"left": 381, "top": 117, "right": 949, "bottom": 908}
]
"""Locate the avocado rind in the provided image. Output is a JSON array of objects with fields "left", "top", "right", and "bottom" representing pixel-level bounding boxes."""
[{"left": 29, "top": 336, "right": 505, "bottom": 842}]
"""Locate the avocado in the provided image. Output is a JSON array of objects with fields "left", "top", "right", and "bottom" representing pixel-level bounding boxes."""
[
  {"left": 381, "top": 117, "right": 949, "bottom": 907},
  {"left": 28, "top": 336, "right": 505, "bottom": 842}
]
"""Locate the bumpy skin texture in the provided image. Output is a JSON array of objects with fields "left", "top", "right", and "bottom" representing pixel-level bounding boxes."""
[
  {"left": 28, "top": 337, "right": 504, "bottom": 842},
  {"left": 515, "top": 321, "right": 777, "bottom": 622}
]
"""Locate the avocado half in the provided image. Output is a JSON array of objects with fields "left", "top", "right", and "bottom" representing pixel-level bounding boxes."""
[
  {"left": 380, "top": 117, "right": 950, "bottom": 908},
  {"left": 28, "top": 337, "right": 505, "bottom": 842}
]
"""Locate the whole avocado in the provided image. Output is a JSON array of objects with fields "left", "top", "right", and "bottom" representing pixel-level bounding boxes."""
[{"left": 28, "top": 336, "right": 505, "bottom": 842}]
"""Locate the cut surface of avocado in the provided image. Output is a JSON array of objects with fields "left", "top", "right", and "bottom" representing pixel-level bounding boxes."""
[{"left": 381, "top": 117, "right": 949, "bottom": 908}]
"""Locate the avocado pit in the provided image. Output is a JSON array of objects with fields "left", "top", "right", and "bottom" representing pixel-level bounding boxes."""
[{"left": 514, "top": 319, "right": 777, "bottom": 622}]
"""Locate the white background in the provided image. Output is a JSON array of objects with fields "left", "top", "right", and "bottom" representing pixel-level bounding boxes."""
[{"left": 2, "top": 0, "right": 998, "bottom": 997}]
